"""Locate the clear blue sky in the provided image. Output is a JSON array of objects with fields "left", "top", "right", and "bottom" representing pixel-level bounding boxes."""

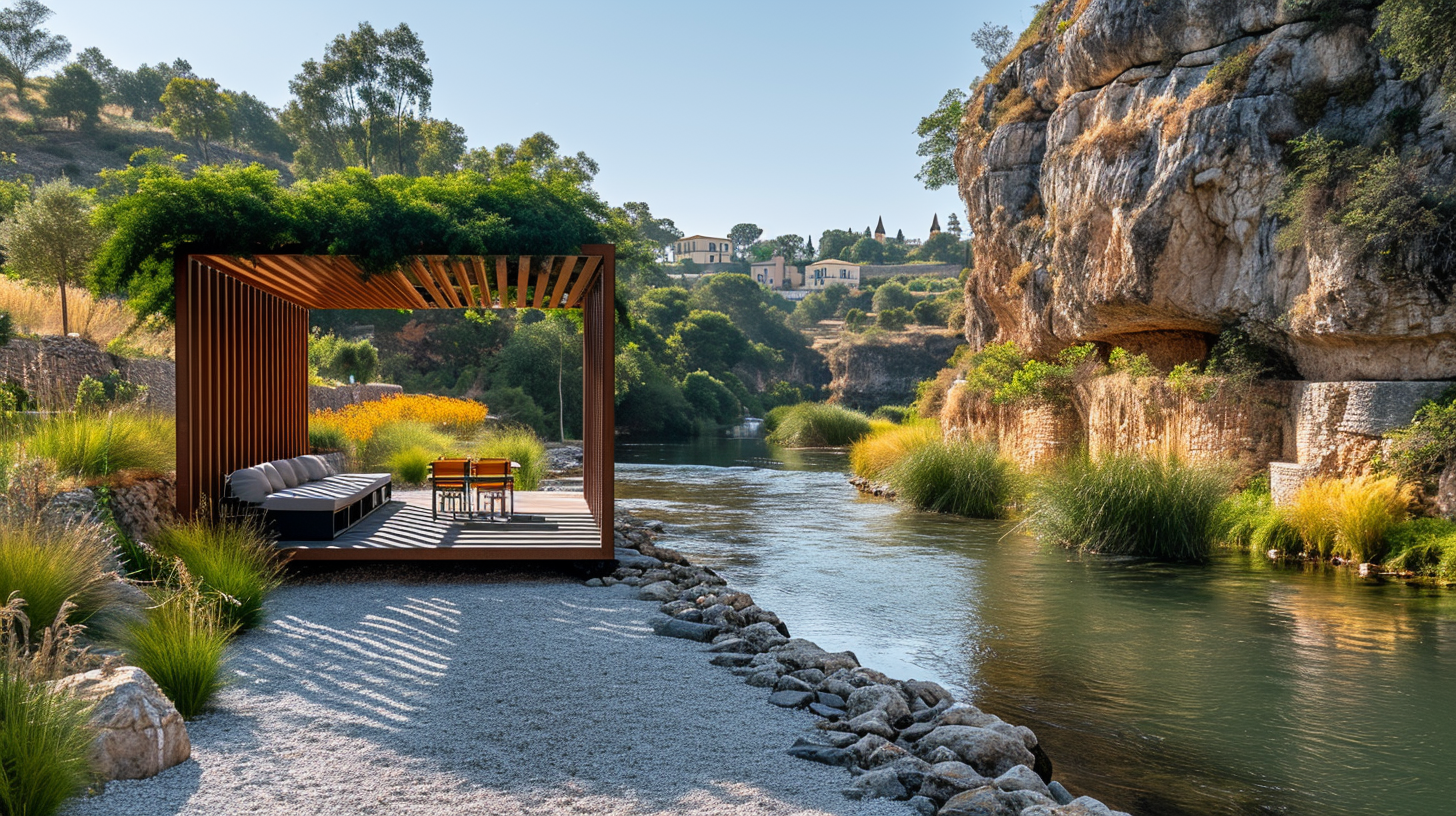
[{"left": 50, "top": 0, "right": 1037, "bottom": 244}]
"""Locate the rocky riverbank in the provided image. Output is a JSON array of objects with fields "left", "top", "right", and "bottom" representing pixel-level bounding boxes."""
[{"left": 597, "top": 508, "right": 1131, "bottom": 816}]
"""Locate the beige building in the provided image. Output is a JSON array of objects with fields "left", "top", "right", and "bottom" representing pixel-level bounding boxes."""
[
  {"left": 804, "top": 259, "right": 861, "bottom": 290},
  {"left": 751, "top": 255, "right": 802, "bottom": 291},
  {"left": 673, "top": 235, "right": 734, "bottom": 264}
]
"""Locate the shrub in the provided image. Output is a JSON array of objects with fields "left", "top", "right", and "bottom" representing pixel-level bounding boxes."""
[
  {"left": 886, "top": 439, "right": 1017, "bottom": 518},
  {"left": 307, "top": 423, "right": 349, "bottom": 454},
  {"left": 0, "top": 517, "right": 137, "bottom": 638},
  {"left": 766, "top": 403, "right": 873, "bottom": 448},
  {"left": 0, "top": 309, "right": 10, "bottom": 347},
  {"left": 871, "top": 281, "right": 917, "bottom": 313},
  {"left": 309, "top": 394, "right": 488, "bottom": 445},
  {"left": 850, "top": 422, "right": 941, "bottom": 480},
  {"left": 26, "top": 411, "right": 175, "bottom": 478},
  {"left": 308, "top": 331, "right": 379, "bottom": 384},
  {"left": 122, "top": 589, "right": 233, "bottom": 719},
  {"left": 681, "top": 371, "right": 740, "bottom": 425},
  {"left": 911, "top": 298, "right": 947, "bottom": 327},
  {"left": 877, "top": 307, "right": 911, "bottom": 331},
  {"left": 1287, "top": 476, "right": 1413, "bottom": 562},
  {"left": 359, "top": 421, "right": 456, "bottom": 472},
  {"left": 1108, "top": 347, "right": 1156, "bottom": 377},
  {"left": 1029, "top": 456, "right": 1231, "bottom": 561},
  {"left": 150, "top": 516, "right": 283, "bottom": 631},
  {"left": 387, "top": 446, "right": 433, "bottom": 484},
  {"left": 474, "top": 425, "right": 548, "bottom": 491},
  {"left": 844, "top": 308, "right": 868, "bottom": 331},
  {"left": 870, "top": 404, "right": 915, "bottom": 424},
  {"left": 993, "top": 344, "right": 1098, "bottom": 405},
  {"left": 1380, "top": 389, "right": 1456, "bottom": 491},
  {"left": 1385, "top": 518, "right": 1456, "bottom": 580}
]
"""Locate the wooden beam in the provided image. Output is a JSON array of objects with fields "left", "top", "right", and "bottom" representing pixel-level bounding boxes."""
[
  {"left": 548, "top": 255, "right": 580, "bottom": 308},
  {"left": 531, "top": 256, "right": 557, "bottom": 308},
  {"left": 407, "top": 258, "right": 448, "bottom": 308},
  {"left": 495, "top": 256, "right": 509, "bottom": 308},
  {"left": 516, "top": 256, "right": 530, "bottom": 308},
  {"left": 564, "top": 254, "right": 601, "bottom": 308},
  {"left": 449, "top": 258, "right": 477, "bottom": 308},
  {"left": 422, "top": 256, "right": 462, "bottom": 308}
]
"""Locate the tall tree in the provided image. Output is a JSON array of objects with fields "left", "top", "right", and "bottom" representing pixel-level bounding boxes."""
[
  {"left": 945, "top": 212, "right": 963, "bottom": 238},
  {"left": 0, "top": 0, "right": 67, "bottom": 103},
  {"left": 728, "top": 223, "right": 762, "bottom": 259},
  {"left": 115, "top": 59, "right": 193, "bottom": 120},
  {"left": 227, "top": 90, "right": 294, "bottom": 159},
  {"left": 157, "top": 77, "right": 235, "bottom": 164},
  {"left": 620, "top": 201, "right": 681, "bottom": 261},
  {"left": 44, "top": 62, "right": 100, "bottom": 129},
  {"left": 283, "top": 22, "right": 433, "bottom": 178},
  {"left": 463, "top": 132, "right": 598, "bottom": 187},
  {"left": 915, "top": 88, "right": 966, "bottom": 190},
  {"left": 772, "top": 234, "right": 805, "bottom": 262},
  {"left": 972, "top": 22, "right": 1013, "bottom": 70},
  {"left": 0, "top": 178, "right": 105, "bottom": 336},
  {"left": 75, "top": 46, "right": 117, "bottom": 99}
]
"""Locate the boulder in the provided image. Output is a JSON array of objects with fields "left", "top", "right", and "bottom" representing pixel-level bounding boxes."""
[
  {"left": 768, "top": 690, "right": 815, "bottom": 709},
  {"left": 650, "top": 616, "right": 719, "bottom": 642},
  {"left": 843, "top": 768, "right": 906, "bottom": 801},
  {"left": 738, "top": 622, "right": 789, "bottom": 653},
  {"left": 787, "top": 742, "right": 855, "bottom": 767},
  {"left": 1049, "top": 781, "right": 1075, "bottom": 806},
  {"left": 903, "top": 679, "right": 955, "bottom": 707},
  {"left": 1439, "top": 464, "right": 1456, "bottom": 520},
  {"left": 773, "top": 674, "right": 815, "bottom": 693},
  {"left": 845, "top": 711, "right": 898, "bottom": 739},
  {"left": 744, "top": 670, "right": 780, "bottom": 688},
  {"left": 994, "top": 764, "right": 1052, "bottom": 799},
  {"left": 52, "top": 666, "right": 190, "bottom": 781},
  {"left": 809, "top": 702, "right": 847, "bottom": 719},
  {"left": 914, "top": 725, "right": 1036, "bottom": 778},
  {"left": 938, "top": 785, "right": 1057, "bottom": 816},
  {"left": 637, "top": 581, "right": 679, "bottom": 602},
  {"left": 708, "top": 653, "right": 753, "bottom": 668},
  {"left": 908, "top": 795, "right": 938, "bottom": 815},
  {"left": 848, "top": 734, "right": 890, "bottom": 765},
  {"left": 846, "top": 684, "right": 911, "bottom": 722},
  {"left": 919, "top": 761, "right": 991, "bottom": 802},
  {"left": 817, "top": 692, "right": 847, "bottom": 710}
]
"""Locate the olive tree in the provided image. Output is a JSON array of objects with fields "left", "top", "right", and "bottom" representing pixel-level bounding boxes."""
[{"left": 0, "top": 179, "right": 104, "bottom": 336}]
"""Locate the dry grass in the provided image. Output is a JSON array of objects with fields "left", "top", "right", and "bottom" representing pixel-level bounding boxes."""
[
  {"left": 0, "top": 277, "right": 173, "bottom": 357},
  {"left": 850, "top": 422, "right": 941, "bottom": 481},
  {"left": 1071, "top": 115, "right": 1149, "bottom": 161},
  {"left": 1288, "top": 475, "right": 1414, "bottom": 562}
]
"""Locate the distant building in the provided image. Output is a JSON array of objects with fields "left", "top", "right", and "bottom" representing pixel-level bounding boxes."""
[
  {"left": 673, "top": 235, "right": 734, "bottom": 264},
  {"left": 751, "top": 255, "right": 801, "bottom": 291},
  {"left": 929, "top": 214, "right": 941, "bottom": 237},
  {"left": 804, "top": 258, "right": 861, "bottom": 291},
  {"left": 874, "top": 216, "right": 887, "bottom": 244}
]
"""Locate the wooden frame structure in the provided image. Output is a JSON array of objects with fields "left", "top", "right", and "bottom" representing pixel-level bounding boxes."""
[{"left": 175, "top": 245, "right": 615, "bottom": 561}]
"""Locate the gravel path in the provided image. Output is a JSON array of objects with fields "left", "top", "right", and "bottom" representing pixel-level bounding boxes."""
[{"left": 66, "top": 570, "right": 909, "bottom": 816}]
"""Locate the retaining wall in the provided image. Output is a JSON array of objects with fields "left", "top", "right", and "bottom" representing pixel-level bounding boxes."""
[{"left": 0, "top": 337, "right": 176, "bottom": 410}]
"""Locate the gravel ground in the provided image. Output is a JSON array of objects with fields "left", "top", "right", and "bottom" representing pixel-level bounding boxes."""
[{"left": 66, "top": 569, "right": 910, "bottom": 816}]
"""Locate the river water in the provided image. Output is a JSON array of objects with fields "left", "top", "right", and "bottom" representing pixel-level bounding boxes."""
[{"left": 615, "top": 434, "right": 1456, "bottom": 816}]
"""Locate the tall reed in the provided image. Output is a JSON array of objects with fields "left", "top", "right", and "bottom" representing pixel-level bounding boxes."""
[
  {"left": 849, "top": 422, "right": 941, "bottom": 481},
  {"left": 474, "top": 425, "right": 548, "bottom": 491},
  {"left": 1028, "top": 455, "right": 1231, "bottom": 561},
  {"left": 885, "top": 439, "right": 1018, "bottom": 519},
  {"left": 26, "top": 411, "right": 175, "bottom": 478},
  {"left": 765, "top": 403, "right": 873, "bottom": 448},
  {"left": 149, "top": 515, "right": 283, "bottom": 632},
  {"left": 1287, "top": 476, "right": 1412, "bottom": 562},
  {"left": 121, "top": 587, "right": 233, "bottom": 719}
]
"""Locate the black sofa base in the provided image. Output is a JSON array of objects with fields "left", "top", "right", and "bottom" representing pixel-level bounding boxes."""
[{"left": 265, "top": 482, "right": 393, "bottom": 541}]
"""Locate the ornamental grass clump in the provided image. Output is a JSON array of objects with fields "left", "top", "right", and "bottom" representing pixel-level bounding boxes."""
[
  {"left": 474, "top": 425, "right": 548, "bottom": 491},
  {"left": 121, "top": 586, "right": 233, "bottom": 719},
  {"left": 26, "top": 411, "right": 175, "bottom": 478},
  {"left": 1385, "top": 518, "right": 1456, "bottom": 581},
  {"left": 765, "top": 403, "right": 873, "bottom": 448},
  {"left": 1029, "top": 455, "right": 1230, "bottom": 562},
  {"left": 387, "top": 446, "right": 434, "bottom": 485},
  {"left": 359, "top": 421, "right": 456, "bottom": 473},
  {"left": 0, "top": 596, "right": 98, "bottom": 816},
  {"left": 149, "top": 515, "right": 283, "bottom": 632},
  {"left": 0, "top": 516, "right": 137, "bottom": 639},
  {"left": 885, "top": 439, "right": 1017, "bottom": 519},
  {"left": 1287, "top": 475, "right": 1413, "bottom": 563},
  {"left": 849, "top": 422, "right": 941, "bottom": 481}
]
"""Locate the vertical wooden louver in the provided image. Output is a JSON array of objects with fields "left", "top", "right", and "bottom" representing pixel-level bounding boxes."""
[
  {"left": 579, "top": 245, "right": 615, "bottom": 549},
  {"left": 176, "top": 257, "right": 309, "bottom": 515}
]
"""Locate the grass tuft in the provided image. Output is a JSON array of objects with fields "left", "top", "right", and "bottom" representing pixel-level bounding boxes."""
[
  {"left": 1287, "top": 475, "right": 1412, "bottom": 562},
  {"left": 1385, "top": 518, "right": 1456, "bottom": 581},
  {"left": 0, "top": 517, "right": 138, "bottom": 638},
  {"left": 1029, "top": 455, "right": 1231, "bottom": 562},
  {"left": 885, "top": 439, "right": 1017, "bottom": 519},
  {"left": 149, "top": 516, "right": 283, "bottom": 632},
  {"left": 849, "top": 422, "right": 941, "bottom": 481},
  {"left": 25, "top": 411, "right": 175, "bottom": 478},
  {"left": 121, "top": 588, "right": 233, "bottom": 719},
  {"left": 766, "top": 403, "right": 873, "bottom": 448},
  {"left": 473, "top": 425, "right": 548, "bottom": 491},
  {"left": 386, "top": 446, "right": 433, "bottom": 485}
]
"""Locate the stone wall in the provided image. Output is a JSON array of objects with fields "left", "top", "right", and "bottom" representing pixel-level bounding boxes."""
[
  {"left": 860, "top": 264, "right": 963, "bottom": 279},
  {"left": 308, "top": 383, "right": 403, "bottom": 412},
  {"left": 0, "top": 337, "right": 175, "bottom": 410},
  {"left": 940, "top": 387, "right": 1083, "bottom": 470},
  {"left": 108, "top": 474, "right": 178, "bottom": 542}
]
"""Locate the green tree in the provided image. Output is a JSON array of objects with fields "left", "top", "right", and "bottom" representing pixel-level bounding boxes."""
[
  {"left": 490, "top": 314, "right": 582, "bottom": 441},
  {"left": 0, "top": 178, "right": 104, "bottom": 336},
  {"left": 912, "top": 297, "right": 947, "bottom": 326},
  {"left": 0, "top": 0, "right": 68, "bottom": 104},
  {"left": 115, "top": 59, "right": 193, "bottom": 120},
  {"left": 74, "top": 46, "right": 116, "bottom": 97},
  {"left": 283, "top": 22, "right": 433, "bottom": 178},
  {"left": 872, "top": 280, "right": 917, "bottom": 312},
  {"left": 915, "top": 88, "right": 966, "bottom": 190},
  {"left": 157, "top": 78, "right": 235, "bottom": 164},
  {"left": 945, "top": 212, "right": 963, "bottom": 238},
  {"left": 681, "top": 370, "right": 739, "bottom": 424},
  {"left": 917, "top": 231, "right": 967, "bottom": 264},
  {"left": 728, "top": 223, "right": 762, "bottom": 259},
  {"left": 818, "top": 228, "right": 858, "bottom": 261},
  {"left": 408, "top": 117, "right": 467, "bottom": 175},
  {"left": 877, "top": 307, "right": 911, "bottom": 331},
  {"left": 844, "top": 308, "right": 868, "bottom": 331},
  {"left": 672, "top": 309, "right": 748, "bottom": 374},
  {"left": 227, "top": 90, "right": 294, "bottom": 159},
  {"left": 462, "top": 132, "right": 598, "bottom": 188},
  {"left": 850, "top": 235, "right": 885, "bottom": 264},
  {"left": 634, "top": 286, "right": 691, "bottom": 335},
  {"left": 44, "top": 62, "right": 100, "bottom": 129},
  {"left": 772, "top": 233, "right": 805, "bottom": 262},
  {"left": 619, "top": 200, "right": 681, "bottom": 262},
  {"left": 972, "top": 22, "right": 1013, "bottom": 70}
]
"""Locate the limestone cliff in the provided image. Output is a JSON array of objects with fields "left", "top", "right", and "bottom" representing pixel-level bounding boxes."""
[
  {"left": 957, "top": 0, "right": 1456, "bottom": 380},
  {"left": 827, "top": 330, "right": 964, "bottom": 410}
]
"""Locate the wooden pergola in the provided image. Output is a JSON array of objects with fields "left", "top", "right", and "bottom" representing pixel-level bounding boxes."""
[{"left": 174, "top": 245, "right": 615, "bottom": 561}]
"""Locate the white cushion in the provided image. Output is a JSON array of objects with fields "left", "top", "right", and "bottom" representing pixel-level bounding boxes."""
[
  {"left": 229, "top": 467, "right": 273, "bottom": 504},
  {"left": 257, "top": 462, "right": 286, "bottom": 492},
  {"left": 294, "top": 456, "right": 327, "bottom": 481},
  {"left": 269, "top": 459, "right": 302, "bottom": 488}
]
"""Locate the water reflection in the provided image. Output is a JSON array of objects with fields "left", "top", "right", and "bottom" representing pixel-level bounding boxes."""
[{"left": 616, "top": 436, "right": 1456, "bottom": 816}]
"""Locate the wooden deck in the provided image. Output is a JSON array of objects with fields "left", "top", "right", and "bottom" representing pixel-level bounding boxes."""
[{"left": 279, "top": 490, "right": 607, "bottom": 562}]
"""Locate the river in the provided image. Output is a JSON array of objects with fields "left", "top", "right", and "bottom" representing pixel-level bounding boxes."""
[{"left": 615, "top": 433, "right": 1456, "bottom": 816}]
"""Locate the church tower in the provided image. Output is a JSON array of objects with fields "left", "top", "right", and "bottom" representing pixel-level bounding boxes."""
[
  {"left": 874, "top": 216, "right": 886, "bottom": 244},
  {"left": 929, "top": 214, "right": 941, "bottom": 237}
]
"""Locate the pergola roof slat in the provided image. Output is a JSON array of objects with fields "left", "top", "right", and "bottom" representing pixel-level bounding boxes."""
[
  {"left": 548, "top": 256, "right": 579, "bottom": 308},
  {"left": 516, "top": 256, "right": 530, "bottom": 308},
  {"left": 532, "top": 256, "right": 557, "bottom": 309},
  {"left": 494, "top": 257, "right": 509, "bottom": 307},
  {"left": 565, "top": 255, "right": 601, "bottom": 308}
]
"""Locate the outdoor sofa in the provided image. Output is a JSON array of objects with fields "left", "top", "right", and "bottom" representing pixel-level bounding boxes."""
[{"left": 226, "top": 455, "right": 392, "bottom": 541}]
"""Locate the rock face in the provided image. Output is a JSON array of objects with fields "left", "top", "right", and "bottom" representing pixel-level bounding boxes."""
[
  {"left": 957, "top": 0, "right": 1456, "bottom": 381},
  {"left": 827, "top": 330, "right": 964, "bottom": 410},
  {"left": 52, "top": 666, "right": 190, "bottom": 781}
]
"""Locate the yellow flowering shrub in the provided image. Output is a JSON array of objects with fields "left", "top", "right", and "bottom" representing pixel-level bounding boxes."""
[{"left": 310, "top": 394, "right": 488, "bottom": 444}]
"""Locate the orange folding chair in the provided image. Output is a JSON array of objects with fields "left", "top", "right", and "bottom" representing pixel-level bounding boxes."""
[
  {"left": 470, "top": 458, "right": 514, "bottom": 520},
  {"left": 429, "top": 458, "right": 470, "bottom": 520}
]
